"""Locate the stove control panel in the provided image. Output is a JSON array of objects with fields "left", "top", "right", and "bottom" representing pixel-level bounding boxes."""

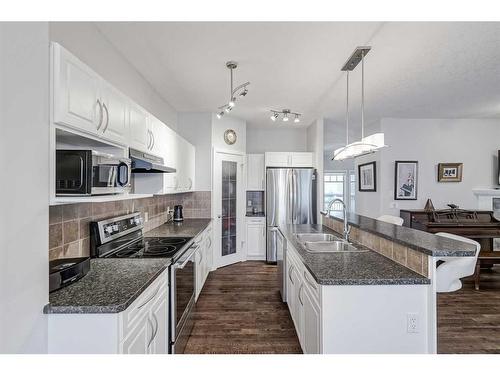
[{"left": 93, "top": 213, "right": 144, "bottom": 243}]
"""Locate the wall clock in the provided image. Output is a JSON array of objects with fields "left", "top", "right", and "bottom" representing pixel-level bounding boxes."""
[{"left": 224, "top": 129, "right": 237, "bottom": 145}]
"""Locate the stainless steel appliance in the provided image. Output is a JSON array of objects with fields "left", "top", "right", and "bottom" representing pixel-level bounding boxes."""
[
  {"left": 130, "top": 148, "right": 176, "bottom": 173},
  {"left": 267, "top": 168, "right": 316, "bottom": 299},
  {"left": 90, "top": 212, "right": 197, "bottom": 354},
  {"left": 56, "top": 150, "right": 131, "bottom": 196}
]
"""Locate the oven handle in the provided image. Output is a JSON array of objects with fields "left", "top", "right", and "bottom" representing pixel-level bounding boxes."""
[{"left": 175, "top": 245, "right": 198, "bottom": 269}]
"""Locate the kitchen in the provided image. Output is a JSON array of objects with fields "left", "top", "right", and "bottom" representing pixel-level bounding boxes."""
[{"left": 1, "top": 5, "right": 500, "bottom": 372}]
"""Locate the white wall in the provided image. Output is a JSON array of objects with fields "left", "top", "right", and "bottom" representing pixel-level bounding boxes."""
[
  {"left": 0, "top": 23, "right": 49, "bottom": 353},
  {"left": 307, "top": 119, "right": 324, "bottom": 222},
  {"left": 212, "top": 114, "right": 247, "bottom": 154},
  {"left": 246, "top": 127, "right": 307, "bottom": 153},
  {"left": 355, "top": 118, "right": 500, "bottom": 218},
  {"left": 177, "top": 113, "right": 213, "bottom": 190},
  {"left": 49, "top": 22, "right": 178, "bottom": 130}
]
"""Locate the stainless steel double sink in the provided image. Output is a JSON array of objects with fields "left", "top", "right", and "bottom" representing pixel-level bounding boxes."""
[{"left": 294, "top": 233, "right": 368, "bottom": 253}]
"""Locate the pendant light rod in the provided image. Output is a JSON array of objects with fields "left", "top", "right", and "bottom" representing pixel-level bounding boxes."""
[
  {"left": 346, "top": 70, "right": 349, "bottom": 145},
  {"left": 361, "top": 49, "right": 365, "bottom": 139}
]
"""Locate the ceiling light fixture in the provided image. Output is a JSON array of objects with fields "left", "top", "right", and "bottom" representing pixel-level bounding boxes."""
[
  {"left": 269, "top": 109, "right": 302, "bottom": 124},
  {"left": 332, "top": 46, "right": 388, "bottom": 161},
  {"left": 216, "top": 61, "right": 250, "bottom": 118}
]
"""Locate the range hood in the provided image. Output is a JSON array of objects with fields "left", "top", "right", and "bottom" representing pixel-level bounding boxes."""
[{"left": 130, "top": 148, "right": 176, "bottom": 173}]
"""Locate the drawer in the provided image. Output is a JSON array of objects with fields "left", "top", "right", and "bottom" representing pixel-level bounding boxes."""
[
  {"left": 302, "top": 266, "right": 320, "bottom": 303},
  {"left": 246, "top": 217, "right": 265, "bottom": 224},
  {"left": 120, "top": 269, "right": 168, "bottom": 336}
]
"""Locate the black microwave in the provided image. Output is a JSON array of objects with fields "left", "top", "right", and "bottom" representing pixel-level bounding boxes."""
[{"left": 56, "top": 150, "right": 131, "bottom": 196}]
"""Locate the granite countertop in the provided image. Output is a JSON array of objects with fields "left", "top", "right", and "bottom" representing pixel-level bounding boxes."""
[
  {"left": 281, "top": 224, "right": 430, "bottom": 286},
  {"left": 144, "top": 218, "right": 212, "bottom": 238},
  {"left": 45, "top": 219, "right": 212, "bottom": 314},
  {"left": 329, "top": 212, "right": 476, "bottom": 257},
  {"left": 45, "top": 258, "right": 170, "bottom": 314}
]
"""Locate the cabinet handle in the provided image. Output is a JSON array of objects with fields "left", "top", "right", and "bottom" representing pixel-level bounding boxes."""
[
  {"left": 151, "top": 132, "right": 155, "bottom": 150},
  {"left": 147, "top": 312, "right": 158, "bottom": 349},
  {"left": 136, "top": 285, "right": 160, "bottom": 310},
  {"left": 288, "top": 265, "right": 294, "bottom": 284},
  {"left": 146, "top": 316, "right": 154, "bottom": 349},
  {"left": 148, "top": 130, "right": 153, "bottom": 150},
  {"left": 96, "top": 99, "right": 104, "bottom": 130},
  {"left": 102, "top": 102, "right": 109, "bottom": 133},
  {"left": 298, "top": 284, "right": 304, "bottom": 306},
  {"left": 303, "top": 271, "right": 318, "bottom": 291}
]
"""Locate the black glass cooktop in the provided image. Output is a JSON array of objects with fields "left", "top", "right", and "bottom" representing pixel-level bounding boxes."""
[{"left": 108, "top": 237, "right": 192, "bottom": 258}]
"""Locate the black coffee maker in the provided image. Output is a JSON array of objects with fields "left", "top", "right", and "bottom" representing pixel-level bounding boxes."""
[{"left": 173, "top": 205, "right": 184, "bottom": 222}]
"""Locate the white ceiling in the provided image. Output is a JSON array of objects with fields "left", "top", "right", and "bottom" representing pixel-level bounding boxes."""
[{"left": 95, "top": 22, "right": 500, "bottom": 132}]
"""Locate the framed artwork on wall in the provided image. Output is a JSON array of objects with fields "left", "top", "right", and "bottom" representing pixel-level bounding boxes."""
[
  {"left": 438, "top": 163, "right": 463, "bottom": 182},
  {"left": 358, "top": 161, "right": 376, "bottom": 192},
  {"left": 394, "top": 161, "right": 418, "bottom": 200}
]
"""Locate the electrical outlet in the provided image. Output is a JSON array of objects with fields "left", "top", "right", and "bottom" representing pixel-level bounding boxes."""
[
  {"left": 407, "top": 313, "right": 419, "bottom": 333},
  {"left": 144, "top": 212, "right": 149, "bottom": 223}
]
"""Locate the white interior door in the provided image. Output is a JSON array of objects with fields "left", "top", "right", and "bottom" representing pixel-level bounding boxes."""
[{"left": 213, "top": 151, "right": 245, "bottom": 268}]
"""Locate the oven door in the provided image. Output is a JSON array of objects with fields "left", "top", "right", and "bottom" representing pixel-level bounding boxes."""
[
  {"left": 56, "top": 150, "right": 93, "bottom": 195},
  {"left": 91, "top": 152, "right": 131, "bottom": 195},
  {"left": 170, "top": 244, "right": 197, "bottom": 353}
]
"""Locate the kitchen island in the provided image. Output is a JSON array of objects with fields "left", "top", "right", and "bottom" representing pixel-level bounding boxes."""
[{"left": 280, "top": 214, "right": 476, "bottom": 354}]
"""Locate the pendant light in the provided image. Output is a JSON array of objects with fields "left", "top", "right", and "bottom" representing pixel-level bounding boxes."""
[{"left": 332, "top": 47, "right": 387, "bottom": 161}]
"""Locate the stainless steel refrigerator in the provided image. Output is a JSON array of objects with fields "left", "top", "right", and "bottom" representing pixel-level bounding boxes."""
[{"left": 266, "top": 168, "right": 317, "bottom": 264}]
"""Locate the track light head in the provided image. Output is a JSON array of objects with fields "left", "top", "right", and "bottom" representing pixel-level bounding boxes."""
[
  {"left": 282, "top": 115, "right": 289, "bottom": 122},
  {"left": 240, "top": 88, "right": 248, "bottom": 97},
  {"left": 228, "top": 98, "right": 236, "bottom": 108},
  {"left": 217, "top": 111, "right": 224, "bottom": 119},
  {"left": 294, "top": 114, "right": 300, "bottom": 123},
  {"left": 225, "top": 106, "right": 232, "bottom": 113},
  {"left": 270, "top": 112, "right": 278, "bottom": 121}
]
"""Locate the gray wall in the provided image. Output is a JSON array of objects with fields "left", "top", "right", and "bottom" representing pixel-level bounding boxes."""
[
  {"left": 0, "top": 22, "right": 50, "bottom": 353},
  {"left": 246, "top": 127, "right": 307, "bottom": 153}
]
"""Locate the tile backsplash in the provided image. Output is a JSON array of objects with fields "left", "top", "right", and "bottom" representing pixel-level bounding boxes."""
[{"left": 49, "top": 191, "right": 211, "bottom": 260}]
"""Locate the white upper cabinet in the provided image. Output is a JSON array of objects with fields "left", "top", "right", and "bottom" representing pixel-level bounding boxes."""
[
  {"left": 265, "top": 152, "right": 314, "bottom": 168},
  {"left": 52, "top": 43, "right": 101, "bottom": 135},
  {"left": 247, "top": 154, "right": 265, "bottom": 190},
  {"left": 129, "top": 103, "right": 151, "bottom": 152},
  {"left": 100, "top": 83, "right": 129, "bottom": 145}
]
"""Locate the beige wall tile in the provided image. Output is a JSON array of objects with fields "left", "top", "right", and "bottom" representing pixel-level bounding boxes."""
[
  {"left": 393, "top": 243, "right": 408, "bottom": 266},
  {"left": 379, "top": 238, "right": 393, "bottom": 258},
  {"left": 49, "top": 224, "right": 62, "bottom": 249},
  {"left": 49, "top": 247, "right": 63, "bottom": 261},
  {"left": 407, "top": 249, "right": 424, "bottom": 275},
  {"left": 63, "top": 220, "right": 79, "bottom": 244},
  {"left": 63, "top": 241, "right": 81, "bottom": 258},
  {"left": 49, "top": 206, "right": 62, "bottom": 224},
  {"left": 62, "top": 204, "right": 78, "bottom": 221}
]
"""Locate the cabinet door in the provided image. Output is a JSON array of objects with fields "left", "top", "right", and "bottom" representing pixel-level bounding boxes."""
[
  {"left": 246, "top": 223, "right": 266, "bottom": 259},
  {"left": 175, "top": 135, "right": 195, "bottom": 192},
  {"left": 100, "top": 83, "right": 129, "bottom": 145},
  {"left": 52, "top": 43, "right": 101, "bottom": 134},
  {"left": 247, "top": 154, "right": 265, "bottom": 190},
  {"left": 290, "top": 152, "right": 313, "bottom": 168},
  {"left": 286, "top": 260, "right": 298, "bottom": 326},
  {"left": 129, "top": 103, "right": 151, "bottom": 152},
  {"left": 149, "top": 294, "right": 168, "bottom": 354},
  {"left": 150, "top": 116, "right": 167, "bottom": 157},
  {"left": 121, "top": 314, "right": 150, "bottom": 354},
  {"left": 301, "top": 286, "right": 321, "bottom": 354},
  {"left": 265, "top": 152, "right": 290, "bottom": 167}
]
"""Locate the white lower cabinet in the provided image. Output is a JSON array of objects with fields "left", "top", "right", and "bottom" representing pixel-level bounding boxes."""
[
  {"left": 195, "top": 224, "right": 213, "bottom": 301},
  {"left": 48, "top": 269, "right": 168, "bottom": 354},
  {"left": 246, "top": 217, "right": 266, "bottom": 260},
  {"left": 286, "top": 244, "right": 321, "bottom": 354}
]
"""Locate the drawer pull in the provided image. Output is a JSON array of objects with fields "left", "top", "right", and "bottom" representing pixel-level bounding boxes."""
[
  {"left": 298, "top": 284, "right": 304, "bottom": 306},
  {"left": 136, "top": 285, "right": 160, "bottom": 310},
  {"left": 303, "top": 271, "right": 317, "bottom": 291},
  {"left": 288, "top": 265, "right": 294, "bottom": 285}
]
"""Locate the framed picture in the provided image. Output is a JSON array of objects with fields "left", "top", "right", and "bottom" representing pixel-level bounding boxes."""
[
  {"left": 438, "top": 163, "right": 463, "bottom": 182},
  {"left": 358, "top": 161, "right": 376, "bottom": 192},
  {"left": 394, "top": 161, "right": 418, "bottom": 200}
]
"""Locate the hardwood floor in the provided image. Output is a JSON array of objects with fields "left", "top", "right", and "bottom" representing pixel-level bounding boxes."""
[
  {"left": 184, "top": 261, "right": 302, "bottom": 354},
  {"left": 437, "top": 266, "right": 500, "bottom": 354}
]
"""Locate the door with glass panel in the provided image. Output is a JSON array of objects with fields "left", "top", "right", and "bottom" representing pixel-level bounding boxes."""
[{"left": 213, "top": 152, "right": 245, "bottom": 268}]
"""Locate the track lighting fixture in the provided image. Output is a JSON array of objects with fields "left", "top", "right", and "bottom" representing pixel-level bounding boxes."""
[
  {"left": 269, "top": 109, "right": 301, "bottom": 124},
  {"left": 216, "top": 61, "right": 250, "bottom": 118}
]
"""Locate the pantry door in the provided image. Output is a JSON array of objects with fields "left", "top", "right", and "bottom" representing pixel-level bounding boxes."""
[{"left": 213, "top": 151, "right": 245, "bottom": 268}]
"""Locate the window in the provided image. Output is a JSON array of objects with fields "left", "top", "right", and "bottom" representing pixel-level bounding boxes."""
[{"left": 324, "top": 170, "right": 356, "bottom": 213}]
